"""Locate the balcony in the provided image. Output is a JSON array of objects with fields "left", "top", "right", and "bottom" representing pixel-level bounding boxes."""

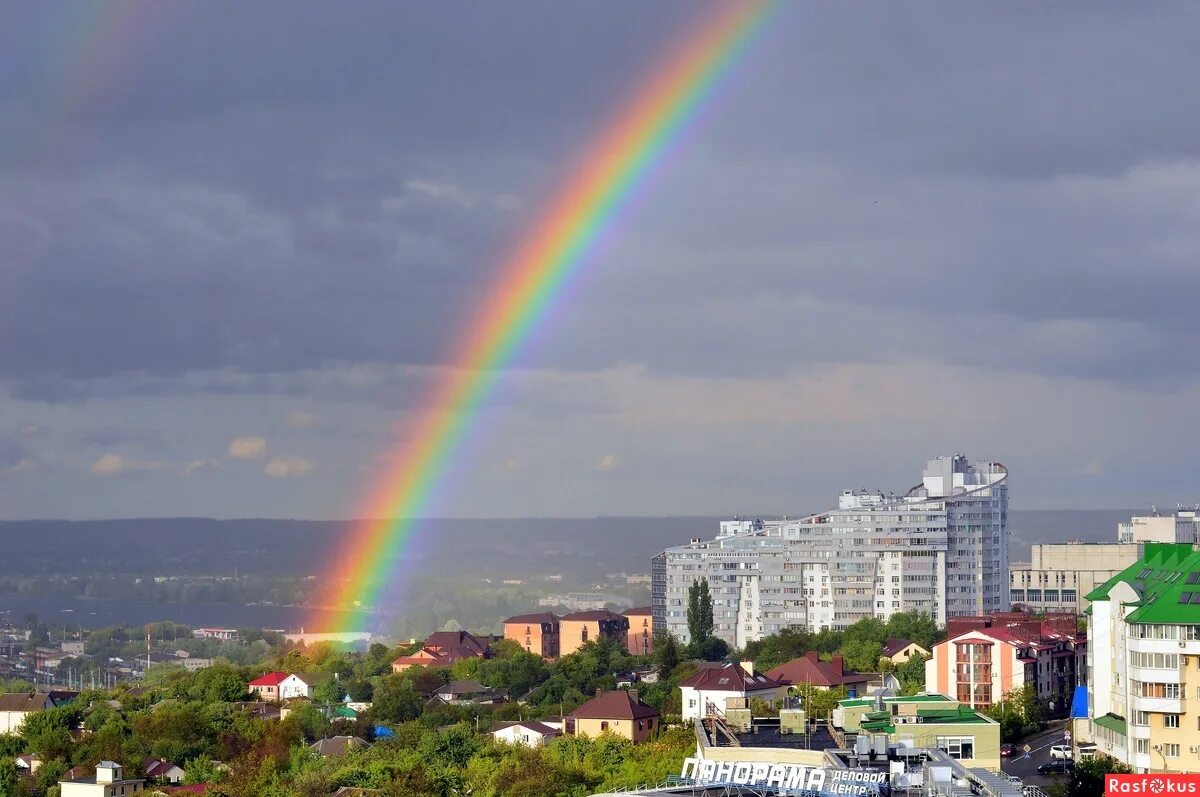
[{"left": 1132, "top": 695, "right": 1185, "bottom": 715}]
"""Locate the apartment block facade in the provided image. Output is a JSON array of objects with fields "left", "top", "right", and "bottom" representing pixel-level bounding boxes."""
[
  {"left": 925, "top": 612, "right": 1084, "bottom": 712},
  {"left": 1010, "top": 543, "right": 1142, "bottom": 615},
  {"left": 652, "top": 456, "right": 1008, "bottom": 648},
  {"left": 1087, "top": 543, "right": 1200, "bottom": 774}
]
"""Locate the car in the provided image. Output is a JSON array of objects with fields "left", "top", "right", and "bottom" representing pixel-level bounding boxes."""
[
  {"left": 1000, "top": 743, "right": 1015, "bottom": 758},
  {"left": 1050, "top": 744, "right": 1072, "bottom": 761},
  {"left": 1038, "top": 759, "right": 1074, "bottom": 776}
]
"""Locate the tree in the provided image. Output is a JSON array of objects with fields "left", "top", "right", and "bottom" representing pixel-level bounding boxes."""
[
  {"left": 691, "top": 636, "right": 729, "bottom": 662},
  {"left": 0, "top": 758, "right": 18, "bottom": 797},
  {"left": 655, "top": 634, "right": 679, "bottom": 679},
  {"left": 894, "top": 654, "right": 927, "bottom": 695},
  {"left": 1065, "top": 756, "right": 1132, "bottom": 797},
  {"left": 687, "top": 579, "right": 713, "bottom": 644}
]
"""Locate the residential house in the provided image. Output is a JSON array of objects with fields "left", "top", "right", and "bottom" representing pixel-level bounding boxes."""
[
  {"left": 0, "top": 691, "right": 78, "bottom": 734},
  {"left": 502, "top": 613, "right": 560, "bottom": 659},
  {"left": 247, "top": 672, "right": 289, "bottom": 701},
  {"left": 489, "top": 720, "right": 562, "bottom": 747},
  {"left": 623, "top": 607, "right": 654, "bottom": 656},
  {"left": 429, "top": 681, "right": 507, "bottom": 706},
  {"left": 143, "top": 758, "right": 185, "bottom": 784},
  {"left": 309, "top": 736, "right": 370, "bottom": 757},
  {"left": 15, "top": 753, "right": 41, "bottom": 774},
  {"left": 925, "top": 610, "right": 1084, "bottom": 712},
  {"left": 279, "top": 672, "right": 332, "bottom": 700},
  {"left": 881, "top": 638, "right": 930, "bottom": 666},
  {"left": 558, "top": 610, "right": 630, "bottom": 657},
  {"left": 678, "top": 662, "right": 788, "bottom": 722},
  {"left": 766, "top": 652, "right": 874, "bottom": 696},
  {"left": 566, "top": 689, "right": 659, "bottom": 743},
  {"left": 59, "top": 761, "right": 145, "bottom": 797},
  {"left": 180, "top": 657, "right": 213, "bottom": 672},
  {"left": 391, "top": 631, "right": 489, "bottom": 673}
]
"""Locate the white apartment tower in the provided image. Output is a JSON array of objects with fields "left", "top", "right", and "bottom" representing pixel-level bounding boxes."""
[{"left": 652, "top": 456, "right": 1008, "bottom": 648}]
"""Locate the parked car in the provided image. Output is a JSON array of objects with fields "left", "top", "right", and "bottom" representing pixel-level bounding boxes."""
[
  {"left": 1038, "top": 759, "right": 1074, "bottom": 776},
  {"left": 1000, "top": 743, "right": 1015, "bottom": 758},
  {"left": 1050, "top": 745, "right": 1072, "bottom": 761}
]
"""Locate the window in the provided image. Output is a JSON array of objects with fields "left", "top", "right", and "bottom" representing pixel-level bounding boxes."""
[
  {"left": 1164, "top": 714, "right": 1180, "bottom": 729},
  {"left": 1136, "top": 739, "right": 1150, "bottom": 755},
  {"left": 581, "top": 626, "right": 589, "bottom": 642},
  {"left": 936, "top": 736, "right": 975, "bottom": 760},
  {"left": 1010, "top": 589, "right": 1025, "bottom": 603},
  {"left": 1062, "top": 590, "right": 1077, "bottom": 604},
  {"left": 1165, "top": 744, "right": 1180, "bottom": 758},
  {"left": 601, "top": 721, "right": 609, "bottom": 731},
  {"left": 1132, "top": 711, "right": 1149, "bottom": 726}
]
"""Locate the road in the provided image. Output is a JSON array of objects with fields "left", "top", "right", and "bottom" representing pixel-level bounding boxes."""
[{"left": 1002, "top": 721, "right": 1071, "bottom": 789}]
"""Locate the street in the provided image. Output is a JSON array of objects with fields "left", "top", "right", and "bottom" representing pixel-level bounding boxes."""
[{"left": 1002, "top": 721, "right": 1072, "bottom": 790}]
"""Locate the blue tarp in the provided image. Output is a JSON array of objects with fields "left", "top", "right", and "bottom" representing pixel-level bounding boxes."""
[
  {"left": 1070, "top": 685, "right": 1089, "bottom": 719},
  {"left": 374, "top": 725, "right": 395, "bottom": 738}
]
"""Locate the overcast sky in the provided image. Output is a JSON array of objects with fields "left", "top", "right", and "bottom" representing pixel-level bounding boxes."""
[{"left": 2, "top": 1, "right": 1198, "bottom": 520}]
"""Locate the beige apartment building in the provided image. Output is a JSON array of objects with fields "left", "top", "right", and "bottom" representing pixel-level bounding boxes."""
[{"left": 1010, "top": 542, "right": 1142, "bottom": 614}]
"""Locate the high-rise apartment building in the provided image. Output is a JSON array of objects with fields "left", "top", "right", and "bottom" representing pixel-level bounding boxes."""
[
  {"left": 652, "top": 455, "right": 1008, "bottom": 648},
  {"left": 1086, "top": 543, "right": 1200, "bottom": 773}
]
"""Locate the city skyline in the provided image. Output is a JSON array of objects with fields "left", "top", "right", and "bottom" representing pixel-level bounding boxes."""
[{"left": 4, "top": 2, "right": 1200, "bottom": 519}]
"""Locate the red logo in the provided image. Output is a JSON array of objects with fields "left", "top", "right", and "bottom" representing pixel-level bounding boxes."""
[{"left": 1107, "top": 775, "right": 1200, "bottom": 795}]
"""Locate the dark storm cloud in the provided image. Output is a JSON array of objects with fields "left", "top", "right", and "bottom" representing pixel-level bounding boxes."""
[{"left": 1, "top": 0, "right": 1199, "bottom": 405}]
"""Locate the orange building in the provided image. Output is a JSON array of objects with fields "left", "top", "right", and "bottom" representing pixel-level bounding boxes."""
[
  {"left": 567, "top": 689, "right": 659, "bottom": 743},
  {"left": 558, "top": 610, "right": 630, "bottom": 657},
  {"left": 622, "top": 607, "right": 653, "bottom": 656},
  {"left": 503, "top": 612, "right": 560, "bottom": 659}
]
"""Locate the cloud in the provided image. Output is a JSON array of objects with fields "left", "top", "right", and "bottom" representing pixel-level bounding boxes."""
[
  {"left": 90, "top": 453, "right": 162, "bottom": 476},
  {"left": 287, "top": 410, "right": 316, "bottom": 429},
  {"left": 182, "top": 458, "right": 220, "bottom": 476},
  {"left": 227, "top": 436, "right": 267, "bottom": 460},
  {"left": 264, "top": 457, "right": 315, "bottom": 478},
  {"left": 596, "top": 453, "right": 618, "bottom": 472}
]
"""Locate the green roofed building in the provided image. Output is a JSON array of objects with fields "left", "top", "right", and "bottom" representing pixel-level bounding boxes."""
[{"left": 1085, "top": 542, "right": 1200, "bottom": 774}]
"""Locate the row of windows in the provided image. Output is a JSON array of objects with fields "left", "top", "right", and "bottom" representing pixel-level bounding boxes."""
[
  {"left": 1135, "top": 739, "right": 1180, "bottom": 757},
  {"left": 1129, "top": 652, "right": 1180, "bottom": 670}
]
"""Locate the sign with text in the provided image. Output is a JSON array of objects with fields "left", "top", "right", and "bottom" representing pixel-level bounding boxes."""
[
  {"left": 1107, "top": 775, "right": 1200, "bottom": 794},
  {"left": 680, "top": 757, "right": 889, "bottom": 795}
]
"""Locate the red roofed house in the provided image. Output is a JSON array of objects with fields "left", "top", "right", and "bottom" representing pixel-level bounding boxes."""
[
  {"left": 925, "top": 611, "right": 1085, "bottom": 711},
  {"left": 766, "top": 652, "right": 874, "bottom": 695},
  {"left": 880, "top": 638, "right": 930, "bottom": 665},
  {"left": 679, "top": 662, "right": 788, "bottom": 722},
  {"left": 144, "top": 757, "right": 186, "bottom": 784},
  {"left": 567, "top": 689, "right": 659, "bottom": 743},
  {"left": 247, "top": 672, "right": 289, "bottom": 701},
  {"left": 392, "top": 631, "right": 489, "bottom": 673}
]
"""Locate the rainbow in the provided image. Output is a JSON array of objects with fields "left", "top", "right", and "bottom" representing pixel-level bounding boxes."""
[{"left": 318, "top": 1, "right": 775, "bottom": 631}]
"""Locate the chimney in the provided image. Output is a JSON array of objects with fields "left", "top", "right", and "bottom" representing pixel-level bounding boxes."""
[
  {"left": 595, "top": 688, "right": 602, "bottom": 699},
  {"left": 832, "top": 654, "right": 844, "bottom": 674},
  {"left": 740, "top": 660, "right": 755, "bottom": 676},
  {"left": 628, "top": 689, "right": 639, "bottom": 704},
  {"left": 806, "top": 651, "right": 819, "bottom": 662}
]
